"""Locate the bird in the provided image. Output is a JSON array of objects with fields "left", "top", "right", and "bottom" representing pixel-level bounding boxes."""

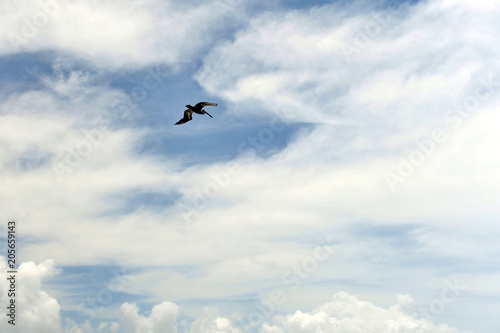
[{"left": 175, "top": 102, "right": 218, "bottom": 125}]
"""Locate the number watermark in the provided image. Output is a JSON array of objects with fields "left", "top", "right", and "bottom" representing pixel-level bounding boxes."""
[{"left": 6, "top": 220, "right": 17, "bottom": 326}]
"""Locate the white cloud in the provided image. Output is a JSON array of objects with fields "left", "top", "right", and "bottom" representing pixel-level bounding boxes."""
[
  {"left": 0, "top": 257, "right": 63, "bottom": 333},
  {"left": 261, "top": 292, "right": 469, "bottom": 333},
  {"left": 0, "top": 67, "right": 180, "bottom": 267},
  {"left": 0, "top": 258, "right": 470, "bottom": 333},
  {"left": 193, "top": 0, "right": 500, "bottom": 225},
  {"left": 118, "top": 301, "right": 179, "bottom": 333},
  {"left": 197, "top": 0, "right": 500, "bottom": 129},
  {"left": 0, "top": 0, "right": 247, "bottom": 69},
  {"left": 187, "top": 307, "right": 240, "bottom": 333},
  {"left": 0, "top": 0, "right": 499, "bottom": 332},
  {"left": 0, "top": 262, "right": 470, "bottom": 333}
]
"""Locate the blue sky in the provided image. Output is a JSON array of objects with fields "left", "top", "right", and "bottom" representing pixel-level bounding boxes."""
[{"left": 1, "top": 0, "right": 500, "bottom": 332}]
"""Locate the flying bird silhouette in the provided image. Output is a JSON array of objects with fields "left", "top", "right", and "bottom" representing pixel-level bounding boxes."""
[{"left": 175, "top": 102, "right": 218, "bottom": 125}]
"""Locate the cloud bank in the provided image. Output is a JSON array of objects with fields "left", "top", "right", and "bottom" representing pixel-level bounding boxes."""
[{"left": 0, "top": 258, "right": 470, "bottom": 332}]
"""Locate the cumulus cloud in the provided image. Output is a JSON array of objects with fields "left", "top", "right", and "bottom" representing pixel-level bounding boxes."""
[
  {"left": 0, "top": 258, "right": 177, "bottom": 333},
  {"left": 0, "top": 263, "right": 469, "bottom": 333},
  {"left": 118, "top": 301, "right": 179, "bottom": 333},
  {"left": 261, "top": 292, "right": 468, "bottom": 333},
  {"left": 0, "top": 257, "right": 62, "bottom": 333},
  {"left": 187, "top": 307, "right": 240, "bottom": 333}
]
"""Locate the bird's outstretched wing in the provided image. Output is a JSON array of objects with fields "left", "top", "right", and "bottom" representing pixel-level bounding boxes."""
[
  {"left": 175, "top": 109, "right": 193, "bottom": 125},
  {"left": 195, "top": 102, "right": 218, "bottom": 108}
]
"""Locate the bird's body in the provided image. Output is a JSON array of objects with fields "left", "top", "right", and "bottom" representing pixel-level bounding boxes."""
[{"left": 175, "top": 102, "right": 218, "bottom": 125}]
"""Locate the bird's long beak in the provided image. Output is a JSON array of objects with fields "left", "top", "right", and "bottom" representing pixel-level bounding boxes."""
[{"left": 205, "top": 111, "right": 213, "bottom": 118}]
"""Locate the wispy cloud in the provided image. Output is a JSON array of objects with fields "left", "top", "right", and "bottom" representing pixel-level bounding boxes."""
[
  {"left": 1, "top": 0, "right": 249, "bottom": 69},
  {"left": 0, "top": 0, "right": 499, "bottom": 332}
]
